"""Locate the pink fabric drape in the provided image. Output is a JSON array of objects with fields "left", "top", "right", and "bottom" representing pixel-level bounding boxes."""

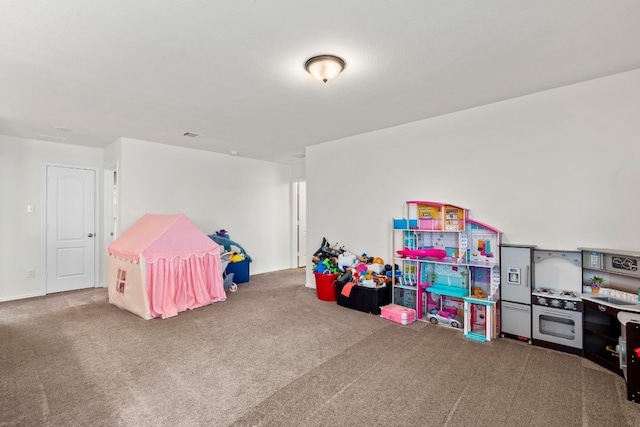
[{"left": 146, "top": 252, "right": 226, "bottom": 319}]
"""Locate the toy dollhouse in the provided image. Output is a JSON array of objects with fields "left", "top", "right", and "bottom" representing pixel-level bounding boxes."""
[{"left": 392, "top": 201, "right": 501, "bottom": 340}]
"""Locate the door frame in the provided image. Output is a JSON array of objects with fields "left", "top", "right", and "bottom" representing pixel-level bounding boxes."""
[
  {"left": 43, "top": 162, "right": 100, "bottom": 294},
  {"left": 293, "top": 180, "right": 306, "bottom": 268},
  {"left": 103, "top": 162, "right": 119, "bottom": 288}
]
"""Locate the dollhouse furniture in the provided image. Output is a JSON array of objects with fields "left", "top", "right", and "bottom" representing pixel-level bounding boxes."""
[{"left": 463, "top": 297, "right": 499, "bottom": 342}]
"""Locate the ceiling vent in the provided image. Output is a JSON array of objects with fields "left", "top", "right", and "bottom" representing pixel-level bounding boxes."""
[
  {"left": 34, "top": 134, "right": 68, "bottom": 143},
  {"left": 291, "top": 153, "right": 306, "bottom": 159},
  {"left": 183, "top": 132, "right": 203, "bottom": 138}
]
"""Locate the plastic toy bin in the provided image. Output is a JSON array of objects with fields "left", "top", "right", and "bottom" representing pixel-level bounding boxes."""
[
  {"left": 225, "top": 259, "right": 250, "bottom": 284},
  {"left": 314, "top": 272, "right": 338, "bottom": 301},
  {"left": 335, "top": 282, "right": 391, "bottom": 315}
]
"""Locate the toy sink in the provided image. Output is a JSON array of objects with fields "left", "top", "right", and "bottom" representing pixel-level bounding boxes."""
[{"left": 591, "top": 296, "right": 636, "bottom": 306}]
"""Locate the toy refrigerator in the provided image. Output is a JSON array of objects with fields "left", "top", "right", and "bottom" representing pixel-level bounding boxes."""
[{"left": 500, "top": 244, "right": 536, "bottom": 343}]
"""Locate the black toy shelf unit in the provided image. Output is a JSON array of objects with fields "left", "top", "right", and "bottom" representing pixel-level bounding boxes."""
[{"left": 579, "top": 248, "right": 640, "bottom": 377}]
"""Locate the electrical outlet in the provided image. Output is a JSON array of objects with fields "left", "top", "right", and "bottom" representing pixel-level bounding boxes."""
[{"left": 27, "top": 268, "right": 36, "bottom": 278}]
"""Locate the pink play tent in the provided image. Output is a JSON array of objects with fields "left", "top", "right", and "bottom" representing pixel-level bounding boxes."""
[{"left": 106, "top": 214, "right": 226, "bottom": 319}]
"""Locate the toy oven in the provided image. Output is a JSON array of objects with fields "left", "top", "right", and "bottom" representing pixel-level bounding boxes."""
[{"left": 532, "top": 296, "right": 583, "bottom": 351}]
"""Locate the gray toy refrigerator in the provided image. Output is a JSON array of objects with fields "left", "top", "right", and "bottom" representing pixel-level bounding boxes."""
[{"left": 500, "top": 244, "right": 535, "bottom": 342}]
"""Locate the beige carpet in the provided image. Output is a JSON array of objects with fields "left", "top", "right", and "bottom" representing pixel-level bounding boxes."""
[{"left": 2, "top": 268, "right": 640, "bottom": 426}]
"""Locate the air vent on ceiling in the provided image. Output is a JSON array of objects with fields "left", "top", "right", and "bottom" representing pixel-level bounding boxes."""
[
  {"left": 183, "top": 132, "right": 204, "bottom": 138},
  {"left": 34, "top": 134, "right": 68, "bottom": 143},
  {"left": 291, "top": 153, "right": 306, "bottom": 159}
]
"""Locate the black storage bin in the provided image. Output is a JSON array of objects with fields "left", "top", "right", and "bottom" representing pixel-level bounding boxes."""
[{"left": 335, "top": 282, "right": 392, "bottom": 315}]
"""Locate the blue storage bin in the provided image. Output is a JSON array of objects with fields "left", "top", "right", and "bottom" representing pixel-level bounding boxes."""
[{"left": 225, "top": 259, "right": 250, "bottom": 284}]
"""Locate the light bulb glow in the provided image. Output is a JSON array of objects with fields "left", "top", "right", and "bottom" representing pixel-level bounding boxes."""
[{"left": 305, "top": 55, "right": 345, "bottom": 83}]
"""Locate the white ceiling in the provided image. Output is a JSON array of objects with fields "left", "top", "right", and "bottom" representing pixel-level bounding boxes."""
[{"left": 2, "top": 1, "right": 640, "bottom": 165}]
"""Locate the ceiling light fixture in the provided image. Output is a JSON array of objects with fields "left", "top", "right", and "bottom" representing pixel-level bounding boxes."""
[{"left": 304, "top": 55, "right": 345, "bottom": 83}]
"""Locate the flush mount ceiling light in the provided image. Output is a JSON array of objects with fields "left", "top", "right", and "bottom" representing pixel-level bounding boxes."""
[{"left": 304, "top": 55, "right": 345, "bottom": 83}]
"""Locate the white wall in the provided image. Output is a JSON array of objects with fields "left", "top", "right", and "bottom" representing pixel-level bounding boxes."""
[
  {"left": 4, "top": 69, "right": 638, "bottom": 298},
  {"left": 305, "top": 69, "right": 640, "bottom": 287},
  {"left": 0, "top": 134, "right": 293, "bottom": 302},
  {"left": 0, "top": 135, "right": 103, "bottom": 301},
  {"left": 291, "top": 160, "right": 305, "bottom": 181},
  {"left": 113, "top": 138, "right": 293, "bottom": 276}
]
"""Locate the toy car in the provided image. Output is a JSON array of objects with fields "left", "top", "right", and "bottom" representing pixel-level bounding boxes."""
[{"left": 427, "top": 309, "right": 462, "bottom": 329}]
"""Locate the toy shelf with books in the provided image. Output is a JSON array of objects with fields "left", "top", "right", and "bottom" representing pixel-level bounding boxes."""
[{"left": 391, "top": 200, "right": 501, "bottom": 338}]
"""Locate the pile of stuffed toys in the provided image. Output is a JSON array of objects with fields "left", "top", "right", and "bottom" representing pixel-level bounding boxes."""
[{"left": 312, "top": 238, "right": 395, "bottom": 289}]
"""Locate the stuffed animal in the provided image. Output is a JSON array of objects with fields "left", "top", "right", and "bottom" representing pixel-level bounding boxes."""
[
  {"left": 367, "top": 263, "right": 384, "bottom": 274},
  {"left": 337, "top": 252, "right": 357, "bottom": 270},
  {"left": 360, "top": 270, "right": 373, "bottom": 281},
  {"left": 358, "top": 253, "right": 374, "bottom": 264},
  {"left": 471, "top": 286, "right": 486, "bottom": 298},
  {"left": 230, "top": 253, "right": 245, "bottom": 263},
  {"left": 215, "top": 229, "right": 229, "bottom": 238}
]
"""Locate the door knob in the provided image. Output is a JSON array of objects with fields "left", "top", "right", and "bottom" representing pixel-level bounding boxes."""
[{"left": 88, "top": 233, "right": 94, "bottom": 237}]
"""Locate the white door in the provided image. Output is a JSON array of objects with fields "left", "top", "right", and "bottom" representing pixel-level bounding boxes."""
[
  {"left": 296, "top": 181, "right": 307, "bottom": 268},
  {"left": 45, "top": 165, "right": 97, "bottom": 293}
]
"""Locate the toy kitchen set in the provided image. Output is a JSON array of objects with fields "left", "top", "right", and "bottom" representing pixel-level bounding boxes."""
[
  {"left": 580, "top": 248, "right": 640, "bottom": 404},
  {"left": 500, "top": 246, "right": 584, "bottom": 355},
  {"left": 501, "top": 245, "right": 640, "bottom": 404}
]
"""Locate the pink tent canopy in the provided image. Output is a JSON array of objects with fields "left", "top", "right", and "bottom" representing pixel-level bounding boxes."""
[
  {"left": 107, "top": 214, "right": 219, "bottom": 263},
  {"left": 107, "top": 214, "right": 226, "bottom": 318}
]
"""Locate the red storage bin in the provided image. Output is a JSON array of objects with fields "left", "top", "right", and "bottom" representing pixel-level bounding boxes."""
[{"left": 314, "top": 272, "right": 338, "bottom": 301}]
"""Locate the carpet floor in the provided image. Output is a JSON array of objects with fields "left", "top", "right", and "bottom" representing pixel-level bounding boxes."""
[{"left": 2, "top": 268, "right": 640, "bottom": 426}]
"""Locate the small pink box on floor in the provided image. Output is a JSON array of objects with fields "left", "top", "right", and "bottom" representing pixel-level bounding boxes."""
[{"left": 380, "top": 304, "right": 416, "bottom": 325}]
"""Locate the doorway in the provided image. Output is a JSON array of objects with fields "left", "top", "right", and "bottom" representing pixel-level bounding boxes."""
[
  {"left": 295, "top": 181, "right": 307, "bottom": 268},
  {"left": 103, "top": 167, "right": 119, "bottom": 287},
  {"left": 45, "top": 164, "right": 98, "bottom": 293},
  {"left": 103, "top": 167, "right": 118, "bottom": 243}
]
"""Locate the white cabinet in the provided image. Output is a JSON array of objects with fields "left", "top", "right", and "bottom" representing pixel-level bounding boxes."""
[{"left": 392, "top": 201, "right": 501, "bottom": 340}]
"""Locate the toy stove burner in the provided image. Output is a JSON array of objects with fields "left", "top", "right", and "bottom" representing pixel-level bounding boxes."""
[
  {"left": 532, "top": 288, "right": 579, "bottom": 299},
  {"left": 532, "top": 288, "right": 583, "bottom": 311},
  {"left": 557, "top": 290, "right": 579, "bottom": 299}
]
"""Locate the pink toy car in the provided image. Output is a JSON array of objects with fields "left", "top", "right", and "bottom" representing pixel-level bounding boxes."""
[{"left": 427, "top": 309, "right": 462, "bottom": 329}]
